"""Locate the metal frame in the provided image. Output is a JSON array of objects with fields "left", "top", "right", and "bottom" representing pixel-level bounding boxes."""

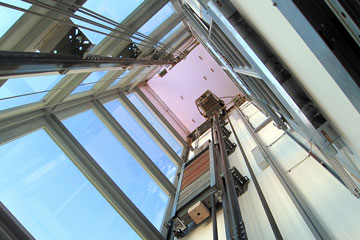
[
  {"left": 118, "top": 91, "right": 183, "bottom": 165},
  {"left": 272, "top": 0, "right": 360, "bottom": 113},
  {"left": 180, "top": 0, "right": 360, "bottom": 197},
  {"left": 0, "top": 91, "right": 181, "bottom": 239},
  {"left": 236, "top": 107, "right": 330, "bottom": 240},
  {"left": 0, "top": 1, "right": 198, "bottom": 239}
]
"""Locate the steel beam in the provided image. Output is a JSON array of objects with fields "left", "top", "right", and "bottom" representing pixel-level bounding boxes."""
[
  {"left": 228, "top": 117, "right": 283, "bottom": 240},
  {"left": 0, "top": 202, "right": 35, "bottom": 240},
  {"left": 0, "top": 51, "right": 173, "bottom": 78},
  {"left": 118, "top": 92, "right": 183, "bottom": 165},
  {"left": 92, "top": 99, "right": 176, "bottom": 196},
  {"left": 45, "top": 113, "right": 164, "bottom": 240}
]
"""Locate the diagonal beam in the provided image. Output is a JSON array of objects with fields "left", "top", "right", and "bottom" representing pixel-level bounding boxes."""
[
  {"left": 118, "top": 92, "right": 183, "bottom": 165},
  {"left": 92, "top": 99, "right": 176, "bottom": 196},
  {"left": 45, "top": 113, "right": 164, "bottom": 240}
]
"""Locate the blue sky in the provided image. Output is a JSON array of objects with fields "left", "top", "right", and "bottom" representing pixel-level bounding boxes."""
[
  {"left": 71, "top": 0, "right": 144, "bottom": 44},
  {"left": 0, "top": 129, "right": 140, "bottom": 240},
  {"left": 128, "top": 93, "right": 183, "bottom": 156},
  {"left": 0, "top": 0, "right": 31, "bottom": 38},
  {"left": 0, "top": 98, "right": 181, "bottom": 239},
  {"left": 71, "top": 71, "right": 108, "bottom": 95},
  {"left": 0, "top": 75, "right": 63, "bottom": 111}
]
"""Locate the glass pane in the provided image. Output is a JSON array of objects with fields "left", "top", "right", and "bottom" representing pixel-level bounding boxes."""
[
  {"left": 137, "top": 2, "right": 174, "bottom": 36},
  {"left": 71, "top": 0, "right": 144, "bottom": 44},
  {"left": 110, "top": 69, "right": 130, "bottom": 87},
  {"left": 0, "top": 75, "right": 62, "bottom": 111},
  {"left": 104, "top": 99, "right": 177, "bottom": 181},
  {"left": 62, "top": 109, "right": 169, "bottom": 229},
  {"left": 128, "top": 93, "right": 183, "bottom": 155},
  {"left": 0, "top": 0, "right": 31, "bottom": 38},
  {"left": 71, "top": 71, "right": 107, "bottom": 94},
  {"left": 159, "top": 22, "right": 183, "bottom": 43},
  {"left": 0, "top": 129, "right": 140, "bottom": 240}
]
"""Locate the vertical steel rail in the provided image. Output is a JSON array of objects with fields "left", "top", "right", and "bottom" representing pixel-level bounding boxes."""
[
  {"left": 228, "top": 117, "right": 283, "bottom": 240},
  {"left": 211, "top": 192, "right": 218, "bottom": 240},
  {"left": 214, "top": 115, "right": 247, "bottom": 240},
  {"left": 211, "top": 123, "right": 233, "bottom": 240},
  {"left": 236, "top": 108, "right": 330, "bottom": 240}
]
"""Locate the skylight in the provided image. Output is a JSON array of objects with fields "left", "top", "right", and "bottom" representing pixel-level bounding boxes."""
[
  {"left": 62, "top": 109, "right": 169, "bottom": 229},
  {"left": 159, "top": 22, "right": 184, "bottom": 43},
  {"left": 71, "top": 71, "right": 107, "bottom": 94},
  {"left": 110, "top": 69, "right": 130, "bottom": 87},
  {"left": 0, "top": 129, "right": 140, "bottom": 240},
  {"left": 137, "top": 2, "right": 175, "bottom": 37},
  {"left": 128, "top": 93, "right": 183, "bottom": 155},
  {"left": 105, "top": 99, "right": 177, "bottom": 181},
  {"left": 71, "top": 0, "right": 144, "bottom": 45},
  {"left": 0, "top": 75, "right": 63, "bottom": 111},
  {"left": 0, "top": 0, "right": 31, "bottom": 39}
]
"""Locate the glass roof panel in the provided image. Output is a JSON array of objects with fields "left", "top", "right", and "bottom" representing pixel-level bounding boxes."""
[
  {"left": 137, "top": 2, "right": 175, "bottom": 36},
  {"left": 0, "top": 0, "right": 31, "bottom": 39},
  {"left": 62, "top": 109, "right": 169, "bottom": 229},
  {"left": 159, "top": 22, "right": 184, "bottom": 43},
  {"left": 127, "top": 93, "right": 183, "bottom": 155},
  {"left": 71, "top": 0, "right": 144, "bottom": 45},
  {"left": 71, "top": 71, "right": 107, "bottom": 94},
  {"left": 0, "top": 75, "right": 62, "bottom": 111},
  {"left": 0, "top": 129, "right": 140, "bottom": 240},
  {"left": 110, "top": 69, "right": 130, "bottom": 87},
  {"left": 105, "top": 99, "right": 177, "bottom": 181}
]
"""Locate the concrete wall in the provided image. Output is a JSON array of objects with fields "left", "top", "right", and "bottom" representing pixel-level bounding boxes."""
[{"left": 182, "top": 103, "right": 360, "bottom": 240}]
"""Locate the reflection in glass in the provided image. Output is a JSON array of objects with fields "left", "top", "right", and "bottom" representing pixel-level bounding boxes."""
[
  {"left": 62, "top": 109, "right": 169, "bottom": 229},
  {"left": 0, "top": 129, "right": 140, "bottom": 240}
]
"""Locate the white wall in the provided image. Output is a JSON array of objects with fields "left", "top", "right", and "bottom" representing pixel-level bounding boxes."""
[
  {"left": 183, "top": 104, "right": 360, "bottom": 240},
  {"left": 230, "top": 0, "right": 360, "bottom": 158}
]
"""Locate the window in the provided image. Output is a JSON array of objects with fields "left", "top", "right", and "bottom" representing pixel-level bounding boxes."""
[
  {"left": 71, "top": 0, "right": 144, "bottom": 44},
  {"left": 131, "top": 2, "right": 175, "bottom": 44},
  {"left": 71, "top": 71, "right": 107, "bottom": 94},
  {"left": 0, "top": 0, "right": 31, "bottom": 38},
  {"left": 127, "top": 93, "right": 183, "bottom": 155},
  {"left": 0, "top": 129, "right": 140, "bottom": 240},
  {"left": 0, "top": 75, "right": 62, "bottom": 111},
  {"left": 110, "top": 69, "right": 130, "bottom": 87},
  {"left": 159, "top": 22, "right": 184, "bottom": 43},
  {"left": 62, "top": 109, "right": 169, "bottom": 229},
  {"left": 105, "top": 99, "right": 177, "bottom": 181}
]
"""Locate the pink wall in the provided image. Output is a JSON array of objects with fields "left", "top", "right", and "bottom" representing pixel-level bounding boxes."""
[{"left": 147, "top": 44, "right": 241, "bottom": 132}]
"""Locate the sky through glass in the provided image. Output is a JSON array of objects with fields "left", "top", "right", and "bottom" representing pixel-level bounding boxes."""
[
  {"left": 61, "top": 109, "right": 169, "bottom": 230},
  {"left": 0, "top": 129, "right": 140, "bottom": 240}
]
